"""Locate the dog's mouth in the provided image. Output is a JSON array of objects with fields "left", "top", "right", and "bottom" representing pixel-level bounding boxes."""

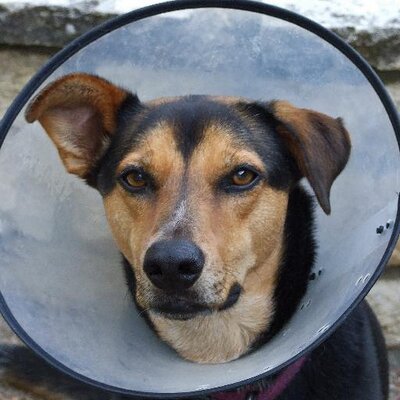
[
  {"left": 218, "top": 283, "right": 242, "bottom": 311},
  {"left": 151, "top": 284, "right": 242, "bottom": 320},
  {"left": 152, "top": 300, "right": 211, "bottom": 320}
]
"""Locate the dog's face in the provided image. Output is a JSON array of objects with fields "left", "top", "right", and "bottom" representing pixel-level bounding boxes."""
[{"left": 26, "top": 74, "right": 350, "bottom": 363}]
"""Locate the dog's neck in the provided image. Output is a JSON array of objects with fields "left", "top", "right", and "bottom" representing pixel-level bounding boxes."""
[{"left": 123, "top": 185, "right": 315, "bottom": 363}]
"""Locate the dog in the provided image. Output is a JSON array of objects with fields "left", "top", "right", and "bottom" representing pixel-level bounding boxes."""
[{"left": 0, "top": 72, "right": 388, "bottom": 399}]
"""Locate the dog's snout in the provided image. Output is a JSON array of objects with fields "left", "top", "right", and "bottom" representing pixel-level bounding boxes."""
[{"left": 143, "top": 239, "right": 204, "bottom": 292}]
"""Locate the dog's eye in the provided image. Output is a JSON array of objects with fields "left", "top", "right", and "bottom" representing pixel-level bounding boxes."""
[
  {"left": 125, "top": 171, "right": 147, "bottom": 188},
  {"left": 231, "top": 168, "right": 258, "bottom": 186},
  {"left": 119, "top": 168, "right": 149, "bottom": 192},
  {"left": 221, "top": 166, "right": 261, "bottom": 193}
]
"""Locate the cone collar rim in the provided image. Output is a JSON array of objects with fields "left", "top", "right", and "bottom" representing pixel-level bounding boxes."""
[{"left": 0, "top": 0, "right": 399, "bottom": 397}]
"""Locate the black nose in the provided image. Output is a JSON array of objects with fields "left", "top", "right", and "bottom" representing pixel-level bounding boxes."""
[{"left": 143, "top": 240, "right": 205, "bottom": 292}]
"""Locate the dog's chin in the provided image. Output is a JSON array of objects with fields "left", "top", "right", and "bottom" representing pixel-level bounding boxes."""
[{"left": 150, "top": 283, "right": 242, "bottom": 321}]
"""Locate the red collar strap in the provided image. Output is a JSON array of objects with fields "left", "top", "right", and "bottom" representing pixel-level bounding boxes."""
[{"left": 211, "top": 356, "right": 307, "bottom": 400}]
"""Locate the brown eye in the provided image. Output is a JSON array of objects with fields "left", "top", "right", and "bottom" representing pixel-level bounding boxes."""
[
  {"left": 119, "top": 168, "right": 149, "bottom": 192},
  {"left": 231, "top": 168, "right": 258, "bottom": 186},
  {"left": 126, "top": 171, "right": 146, "bottom": 187}
]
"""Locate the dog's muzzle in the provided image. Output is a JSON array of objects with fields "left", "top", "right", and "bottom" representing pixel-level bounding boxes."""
[{"left": 143, "top": 239, "right": 242, "bottom": 319}]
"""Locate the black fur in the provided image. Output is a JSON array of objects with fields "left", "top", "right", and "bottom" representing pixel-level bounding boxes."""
[
  {"left": 276, "top": 301, "right": 388, "bottom": 400},
  {"left": 0, "top": 345, "right": 119, "bottom": 400},
  {"left": 121, "top": 183, "right": 316, "bottom": 351},
  {"left": 122, "top": 256, "right": 157, "bottom": 332},
  {"left": 0, "top": 95, "right": 388, "bottom": 399},
  {"left": 96, "top": 97, "right": 298, "bottom": 196},
  {"left": 235, "top": 101, "right": 300, "bottom": 190},
  {"left": 84, "top": 92, "right": 142, "bottom": 189},
  {"left": 0, "top": 301, "right": 387, "bottom": 399},
  {"left": 253, "top": 184, "right": 316, "bottom": 347}
]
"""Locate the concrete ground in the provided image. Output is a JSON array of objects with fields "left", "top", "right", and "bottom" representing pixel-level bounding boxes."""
[{"left": 0, "top": 46, "right": 399, "bottom": 399}]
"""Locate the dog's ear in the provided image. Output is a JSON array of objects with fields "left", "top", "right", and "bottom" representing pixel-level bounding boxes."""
[
  {"left": 267, "top": 101, "right": 351, "bottom": 215},
  {"left": 25, "top": 73, "right": 133, "bottom": 178}
]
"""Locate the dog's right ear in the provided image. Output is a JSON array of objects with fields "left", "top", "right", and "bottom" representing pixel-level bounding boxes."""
[{"left": 25, "top": 73, "right": 135, "bottom": 178}]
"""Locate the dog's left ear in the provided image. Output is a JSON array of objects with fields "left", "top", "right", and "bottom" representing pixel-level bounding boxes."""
[{"left": 267, "top": 101, "right": 351, "bottom": 215}]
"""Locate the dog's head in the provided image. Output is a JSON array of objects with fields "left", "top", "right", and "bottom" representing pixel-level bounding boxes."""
[{"left": 26, "top": 73, "right": 350, "bottom": 363}]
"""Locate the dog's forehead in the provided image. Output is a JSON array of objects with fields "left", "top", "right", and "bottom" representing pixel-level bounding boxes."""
[
  {"left": 136, "top": 96, "right": 251, "bottom": 157},
  {"left": 97, "top": 96, "right": 294, "bottom": 194},
  {"left": 117, "top": 121, "right": 266, "bottom": 179},
  {"left": 120, "top": 98, "right": 258, "bottom": 163}
]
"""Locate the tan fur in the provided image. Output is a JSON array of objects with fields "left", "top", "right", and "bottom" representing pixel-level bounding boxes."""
[
  {"left": 103, "top": 123, "right": 186, "bottom": 309},
  {"left": 103, "top": 120, "right": 289, "bottom": 363},
  {"left": 149, "top": 243, "right": 283, "bottom": 363},
  {"left": 25, "top": 73, "right": 128, "bottom": 132},
  {"left": 273, "top": 100, "right": 350, "bottom": 157},
  {"left": 25, "top": 73, "right": 128, "bottom": 177},
  {"left": 149, "top": 124, "right": 288, "bottom": 363},
  {"left": 271, "top": 100, "right": 351, "bottom": 214},
  {"left": 27, "top": 76, "right": 326, "bottom": 364}
]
